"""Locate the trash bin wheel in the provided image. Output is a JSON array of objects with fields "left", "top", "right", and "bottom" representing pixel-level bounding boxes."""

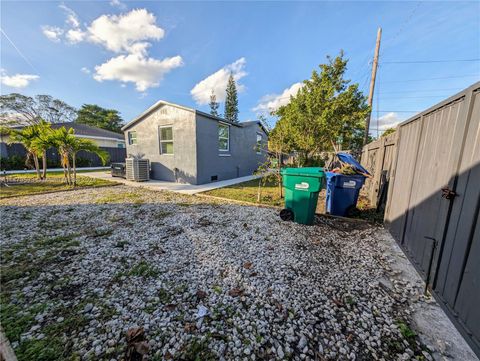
[
  {"left": 280, "top": 208, "right": 294, "bottom": 221},
  {"left": 346, "top": 205, "right": 360, "bottom": 217}
]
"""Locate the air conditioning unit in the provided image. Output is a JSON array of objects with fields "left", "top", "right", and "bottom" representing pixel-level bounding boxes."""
[{"left": 125, "top": 158, "right": 150, "bottom": 182}]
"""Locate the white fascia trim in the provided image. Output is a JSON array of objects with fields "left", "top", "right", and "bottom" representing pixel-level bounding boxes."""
[{"left": 75, "top": 134, "right": 125, "bottom": 143}]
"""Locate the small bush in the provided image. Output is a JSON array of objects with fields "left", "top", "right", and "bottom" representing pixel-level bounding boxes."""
[
  {"left": 0, "top": 155, "right": 27, "bottom": 171},
  {"left": 76, "top": 157, "right": 92, "bottom": 167}
]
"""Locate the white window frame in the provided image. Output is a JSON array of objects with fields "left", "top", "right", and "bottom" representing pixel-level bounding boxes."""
[
  {"left": 218, "top": 123, "right": 230, "bottom": 152},
  {"left": 256, "top": 133, "right": 263, "bottom": 154},
  {"left": 159, "top": 125, "right": 174, "bottom": 155},
  {"left": 128, "top": 131, "right": 137, "bottom": 145}
]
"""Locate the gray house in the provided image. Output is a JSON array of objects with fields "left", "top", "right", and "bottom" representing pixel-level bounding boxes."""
[{"left": 121, "top": 100, "right": 268, "bottom": 185}]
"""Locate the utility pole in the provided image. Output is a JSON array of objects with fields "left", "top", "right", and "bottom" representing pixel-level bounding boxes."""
[{"left": 364, "top": 27, "right": 382, "bottom": 146}]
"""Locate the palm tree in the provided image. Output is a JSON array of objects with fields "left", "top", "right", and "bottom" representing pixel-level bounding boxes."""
[
  {"left": 50, "top": 127, "right": 75, "bottom": 185},
  {"left": 31, "top": 120, "right": 56, "bottom": 180},
  {"left": 70, "top": 138, "right": 108, "bottom": 186},
  {"left": 51, "top": 127, "right": 109, "bottom": 186},
  {"left": 6, "top": 125, "right": 42, "bottom": 179}
]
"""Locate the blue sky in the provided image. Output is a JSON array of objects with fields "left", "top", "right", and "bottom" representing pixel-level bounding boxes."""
[{"left": 1, "top": 0, "right": 479, "bottom": 135}]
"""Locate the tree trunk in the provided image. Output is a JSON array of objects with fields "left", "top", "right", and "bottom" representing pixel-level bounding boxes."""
[
  {"left": 277, "top": 151, "right": 283, "bottom": 198},
  {"left": 33, "top": 155, "right": 41, "bottom": 180},
  {"left": 66, "top": 158, "right": 72, "bottom": 186},
  {"left": 72, "top": 153, "right": 77, "bottom": 187},
  {"left": 257, "top": 178, "right": 262, "bottom": 203},
  {"left": 61, "top": 152, "right": 68, "bottom": 184},
  {"left": 41, "top": 150, "right": 47, "bottom": 180}
]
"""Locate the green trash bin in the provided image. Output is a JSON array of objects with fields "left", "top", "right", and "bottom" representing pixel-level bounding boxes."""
[{"left": 280, "top": 167, "right": 325, "bottom": 225}]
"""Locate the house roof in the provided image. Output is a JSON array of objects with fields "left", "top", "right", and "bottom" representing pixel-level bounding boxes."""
[
  {"left": 241, "top": 120, "right": 269, "bottom": 135},
  {"left": 50, "top": 122, "right": 124, "bottom": 140},
  {"left": 121, "top": 100, "right": 254, "bottom": 131}
]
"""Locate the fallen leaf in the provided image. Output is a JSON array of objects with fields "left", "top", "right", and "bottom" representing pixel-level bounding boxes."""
[
  {"left": 125, "top": 327, "right": 149, "bottom": 361},
  {"left": 332, "top": 299, "right": 344, "bottom": 307},
  {"left": 164, "top": 303, "right": 177, "bottom": 311},
  {"left": 134, "top": 341, "right": 149, "bottom": 355},
  {"left": 196, "top": 289, "right": 207, "bottom": 299},
  {"left": 228, "top": 287, "right": 244, "bottom": 297},
  {"left": 243, "top": 262, "right": 253, "bottom": 269},
  {"left": 184, "top": 322, "right": 196, "bottom": 333}
]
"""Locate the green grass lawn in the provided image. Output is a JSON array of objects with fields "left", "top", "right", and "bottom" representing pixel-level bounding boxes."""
[
  {"left": 0, "top": 173, "right": 117, "bottom": 199},
  {"left": 203, "top": 178, "right": 285, "bottom": 207},
  {"left": 203, "top": 178, "right": 384, "bottom": 223}
]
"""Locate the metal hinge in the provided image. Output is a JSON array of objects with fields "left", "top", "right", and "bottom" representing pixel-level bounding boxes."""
[{"left": 441, "top": 187, "right": 458, "bottom": 200}]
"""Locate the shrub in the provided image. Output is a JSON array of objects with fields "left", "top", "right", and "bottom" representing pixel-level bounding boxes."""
[
  {"left": 0, "top": 155, "right": 27, "bottom": 171},
  {"left": 76, "top": 157, "right": 92, "bottom": 167}
]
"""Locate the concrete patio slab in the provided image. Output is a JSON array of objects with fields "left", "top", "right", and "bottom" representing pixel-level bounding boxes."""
[{"left": 80, "top": 171, "right": 259, "bottom": 194}]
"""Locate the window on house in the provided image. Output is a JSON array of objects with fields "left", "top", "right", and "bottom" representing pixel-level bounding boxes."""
[
  {"left": 256, "top": 133, "right": 263, "bottom": 154},
  {"left": 128, "top": 131, "right": 137, "bottom": 145},
  {"left": 218, "top": 124, "right": 229, "bottom": 152},
  {"left": 117, "top": 143, "right": 124, "bottom": 148},
  {"left": 160, "top": 126, "right": 174, "bottom": 154}
]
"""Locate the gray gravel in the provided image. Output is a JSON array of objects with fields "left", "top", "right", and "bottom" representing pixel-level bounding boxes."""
[{"left": 0, "top": 186, "right": 442, "bottom": 360}]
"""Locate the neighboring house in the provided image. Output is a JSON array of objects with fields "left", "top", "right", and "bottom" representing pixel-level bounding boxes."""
[
  {"left": 0, "top": 122, "right": 126, "bottom": 167},
  {"left": 0, "top": 122, "right": 125, "bottom": 149},
  {"left": 122, "top": 100, "right": 268, "bottom": 185},
  {"left": 50, "top": 122, "right": 126, "bottom": 148}
]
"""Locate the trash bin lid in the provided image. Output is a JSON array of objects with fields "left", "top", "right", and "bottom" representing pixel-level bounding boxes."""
[
  {"left": 281, "top": 167, "right": 324, "bottom": 177},
  {"left": 336, "top": 153, "right": 370, "bottom": 175}
]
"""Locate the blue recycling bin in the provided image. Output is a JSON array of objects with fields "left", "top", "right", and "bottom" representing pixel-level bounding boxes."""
[{"left": 325, "top": 172, "right": 366, "bottom": 216}]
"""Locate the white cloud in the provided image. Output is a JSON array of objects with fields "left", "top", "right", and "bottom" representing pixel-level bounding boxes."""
[
  {"left": 59, "top": 3, "right": 81, "bottom": 28},
  {"left": 93, "top": 54, "right": 183, "bottom": 91},
  {"left": 190, "top": 58, "right": 247, "bottom": 105},
  {"left": 253, "top": 82, "right": 304, "bottom": 113},
  {"left": 42, "top": 7, "right": 182, "bottom": 92},
  {"left": 42, "top": 8, "right": 164, "bottom": 54},
  {"left": 0, "top": 71, "right": 39, "bottom": 88},
  {"left": 87, "top": 9, "right": 164, "bottom": 54},
  {"left": 377, "top": 112, "right": 402, "bottom": 131},
  {"left": 80, "top": 67, "right": 91, "bottom": 74},
  {"left": 66, "top": 28, "right": 86, "bottom": 43},
  {"left": 42, "top": 26, "right": 63, "bottom": 42},
  {"left": 110, "top": 0, "right": 127, "bottom": 10}
]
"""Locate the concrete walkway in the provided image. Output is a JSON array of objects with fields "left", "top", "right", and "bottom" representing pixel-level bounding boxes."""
[{"left": 80, "top": 171, "right": 259, "bottom": 195}]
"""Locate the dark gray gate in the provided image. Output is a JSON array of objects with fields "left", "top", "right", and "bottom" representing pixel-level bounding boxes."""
[{"left": 383, "top": 83, "right": 480, "bottom": 357}]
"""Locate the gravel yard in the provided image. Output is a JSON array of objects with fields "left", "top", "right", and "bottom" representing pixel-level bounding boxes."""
[{"left": 0, "top": 186, "right": 446, "bottom": 360}]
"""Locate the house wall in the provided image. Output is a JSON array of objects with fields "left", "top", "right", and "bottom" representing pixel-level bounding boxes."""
[
  {"left": 124, "top": 104, "right": 198, "bottom": 183},
  {"left": 195, "top": 114, "right": 268, "bottom": 184}
]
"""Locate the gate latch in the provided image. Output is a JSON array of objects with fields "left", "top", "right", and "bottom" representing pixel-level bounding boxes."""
[{"left": 441, "top": 187, "right": 457, "bottom": 200}]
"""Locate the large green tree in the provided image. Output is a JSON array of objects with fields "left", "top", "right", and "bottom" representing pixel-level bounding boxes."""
[
  {"left": 0, "top": 93, "right": 77, "bottom": 126},
  {"left": 224, "top": 74, "right": 239, "bottom": 122},
  {"left": 76, "top": 104, "right": 123, "bottom": 132},
  {"left": 274, "top": 52, "right": 369, "bottom": 163}
]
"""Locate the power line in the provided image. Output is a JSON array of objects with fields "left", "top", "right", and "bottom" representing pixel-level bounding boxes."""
[
  {"left": 379, "top": 87, "right": 463, "bottom": 94},
  {"left": 379, "top": 1, "right": 422, "bottom": 57},
  {"left": 376, "top": 110, "right": 420, "bottom": 113},
  {"left": 382, "top": 59, "right": 480, "bottom": 64},
  {"left": 379, "top": 74, "right": 479, "bottom": 84},
  {"left": 379, "top": 95, "right": 452, "bottom": 99},
  {"left": 0, "top": 28, "right": 39, "bottom": 73}
]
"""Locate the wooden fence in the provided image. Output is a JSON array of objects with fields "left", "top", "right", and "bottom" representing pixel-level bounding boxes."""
[
  {"left": 361, "top": 81, "right": 480, "bottom": 357},
  {"left": 360, "top": 132, "right": 397, "bottom": 208}
]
